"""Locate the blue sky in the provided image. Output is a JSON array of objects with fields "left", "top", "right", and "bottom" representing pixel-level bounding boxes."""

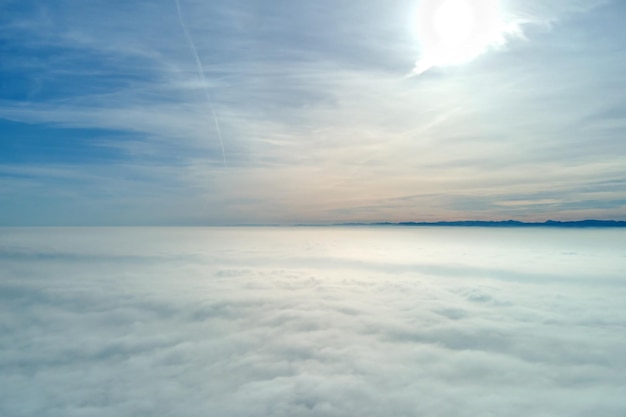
[{"left": 1, "top": 0, "right": 625, "bottom": 225}]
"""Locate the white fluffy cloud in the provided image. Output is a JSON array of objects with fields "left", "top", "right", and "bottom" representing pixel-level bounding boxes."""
[{"left": 1, "top": 227, "right": 625, "bottom": 416}]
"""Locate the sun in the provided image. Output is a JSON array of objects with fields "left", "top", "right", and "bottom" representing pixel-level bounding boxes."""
[
  {"left": 413, "top": 0, "right": 509, "bottom": 74},
  {"left": 434, "top": 0, "right": 475, "bottom": 48}
]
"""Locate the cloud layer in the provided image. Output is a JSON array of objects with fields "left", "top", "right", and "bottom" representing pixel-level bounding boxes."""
[{"left": 1, "top": 227, "right": 625, "bottom": 416}]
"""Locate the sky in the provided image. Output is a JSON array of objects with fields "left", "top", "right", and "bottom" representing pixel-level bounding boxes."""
[
  {"left": 2, "top": 227, "right": 626, "bottom": 416},
  {"left": 1, "top": 0, "right": 626, "bottom": 225}
]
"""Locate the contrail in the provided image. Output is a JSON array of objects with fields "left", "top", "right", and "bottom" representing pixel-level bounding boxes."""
[{"left": 175, "top": 0, "right": 227, "bottom": 168}]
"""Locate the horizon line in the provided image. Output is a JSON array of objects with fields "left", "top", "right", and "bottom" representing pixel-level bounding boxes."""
[{"left": 2, "top": 219, "right": 626, "bottom": 228}]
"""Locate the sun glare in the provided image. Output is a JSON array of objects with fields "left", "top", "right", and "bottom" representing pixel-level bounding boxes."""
[
  {"left": 413, "top": 0, "right": 510, "bottom": 74},
  {"left": 434, "top": 0, "right": 475, "bottom": 47}
]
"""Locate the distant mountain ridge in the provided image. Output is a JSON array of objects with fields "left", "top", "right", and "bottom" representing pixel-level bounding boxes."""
[{"left": 334, "top": 220, "right": 626, "bottom": 228}]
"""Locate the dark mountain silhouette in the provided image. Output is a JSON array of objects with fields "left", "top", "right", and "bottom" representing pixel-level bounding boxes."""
[{"left": 334, "top": 220, "right": 626, "bottom": 228}]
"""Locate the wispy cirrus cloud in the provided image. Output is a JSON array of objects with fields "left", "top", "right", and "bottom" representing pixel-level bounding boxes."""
[{"left": 0, "top": 0, "right": 624, "bottom": 224}]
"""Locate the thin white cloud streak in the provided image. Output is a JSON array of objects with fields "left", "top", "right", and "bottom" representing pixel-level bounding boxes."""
[
  {"left": 500, "top": 0, "right": 612, "bottom": 26},
  {"left": 175, "top": 0, "right": 226, "bottom": 168},
  {"left": 1, "top": 228, "right": 626, "bottom": 416}
]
